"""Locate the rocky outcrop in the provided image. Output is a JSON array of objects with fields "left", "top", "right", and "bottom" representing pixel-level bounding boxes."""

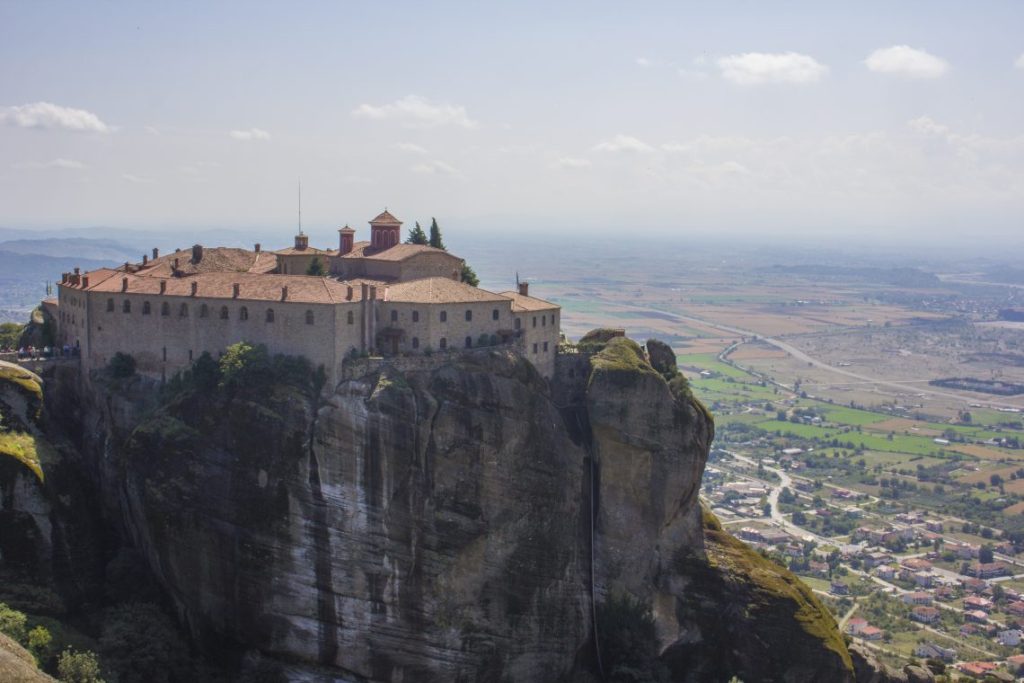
[
  {"left": 0, "top": 633, "right": 55, "bottom": 683},
  {"left": 25, "top": 336, "right": 856, "bottom": 682}
]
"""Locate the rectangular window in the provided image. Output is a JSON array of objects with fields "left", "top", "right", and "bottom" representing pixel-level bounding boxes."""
[
  {"left": 533, "top": 343, "right": 538, "bottom": 353},
  {"left": 412, "top": 311, "right": 419, "bottom": 323},
  {"left": 543, "top": 342, "right": 548, "bottom": 352}
]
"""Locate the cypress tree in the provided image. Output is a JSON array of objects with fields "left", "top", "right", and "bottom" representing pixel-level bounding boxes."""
[
  {"left": 305, "top": 257, "right": 325, "bottom": 276},
  {"left": 428, "top": 218, "right": 446, "bottom": 250}
]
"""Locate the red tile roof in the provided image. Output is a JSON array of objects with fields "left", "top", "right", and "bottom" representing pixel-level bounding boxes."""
[
  {"left": 342, "top": 242, "right": 454, "bottom": 262},
  {"left": 82, "top": 270, "right": 369, "bottom": 304},
  {"left": 369, "top": 209, "right": 402, "bottom": 226},
  {"left": 383, "top": 277, "right": 509, "bottom": 304},
  {"left": 499, "top": 291, "right": 560, "bottom": 312}
]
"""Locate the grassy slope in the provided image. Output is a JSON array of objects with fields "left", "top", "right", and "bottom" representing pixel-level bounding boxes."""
[
  {"left": 0, "top": 362, "right": 45, "bottom": 481},
  {"left": 702, "top": 508, "right": 853, "bottom": 672}
]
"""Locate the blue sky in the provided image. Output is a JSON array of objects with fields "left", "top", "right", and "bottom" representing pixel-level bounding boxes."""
[{"left": 1, "top": 1, "right": 1023, "bottom": 243}]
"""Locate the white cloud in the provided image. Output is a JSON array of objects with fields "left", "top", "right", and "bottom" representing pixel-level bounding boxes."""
[
  {"left": 907, "top": 116, "right": 950, "bottom": 136},
  {"left": 865, "top": 46, "right": 948, "bottom": 78},
  {"left": 0, "top": 102, "right": 110, "bottom": 133},
  {"left": 16, "top": 158, "right": 86, "bottom": 170},
  {"left": 717, "top": 52, "right": 827, "bottom": 85},
  {"left": 635, "top": 57, "right": 656, "bottom": 68},
  {"left": 554, "top": 157, "right": 592, "bottom": 169},
  {"left": 393, "top": 142, "right": 429, "bottom": 155},
  {"left": 593, "top": 134, "right": 654, "bottom": 153},
  {"left": 121, "top": 173, "right": 153, "bottom": 184},
  {"left": 411, "top": 160, "right": 460, "bottom": 175},
  {"left": 229, "top": 128, "right": 271, "bottom": 141},
  {"left": 1016, "top": 54, "right": 1024, "bottom": 70},
  {"left": 352, "top": 95, "right": 478, "bottom": 129}
]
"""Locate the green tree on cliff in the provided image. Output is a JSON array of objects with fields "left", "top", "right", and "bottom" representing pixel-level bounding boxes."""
[
  {"left": 406, "top": 222, "right": 429, "bottom": 245},
  {"left": 428, "top": 218, "right": 445, "bottom": 250},
  {"left": 461, "top": 263, "right": 479, "bottom": 287}
]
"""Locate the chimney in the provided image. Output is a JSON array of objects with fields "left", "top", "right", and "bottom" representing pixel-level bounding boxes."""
[
  {"left": 152, "top": 248, "right": 159, "bottom": 260},
  {"left": 281, "top": 286, "right": 288, "bottom": 301},
  {"left": 74, "top": 267, "right": 80, "bottom": 275},
  {"left": 159, "top": 280, "right": 167, "bottom": 294},
  {"left": 518, "top": 282, "right": 529, "bottom": 297},
  {"left": 82, "top": 276, "right": 89, "bottom": 288},
  {"left": 122, "top": 277, "right": 128, "bottom": 292},
  {"left": 173, "top": 257, "right": 180, "bottom": 271},
  {"left": 346, "top": 285, "right": 353, "bottom": 301},
  {"left": 233, "top": 283, "right": 240, "bottom": 298},
  {"left": 339, "top": 226, "right": 355, "bottom": 255},
  {"left": 254, "top": 243, "right": 261, "bottom": 253},
  {"left": 192, "top": 244, "right": 203, "bottom": 263},
  {"left": 191, "top": 281, "right": 198, "bottom": 296},
  {"left": 142, "top": 254, "right": 148, "bottom": 265}
]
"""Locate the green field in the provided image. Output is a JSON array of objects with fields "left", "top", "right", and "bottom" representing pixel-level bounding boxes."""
[
  {"left": 753, "top": 420, "right": 951, "bottom": 456},
  {"left": 677, "top": 353, "right": 757, "bottom": 380}
]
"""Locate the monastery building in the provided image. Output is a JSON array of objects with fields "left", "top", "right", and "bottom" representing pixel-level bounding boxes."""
[{"left": 53, "top": 211, "right": 560, "bottom": 385}]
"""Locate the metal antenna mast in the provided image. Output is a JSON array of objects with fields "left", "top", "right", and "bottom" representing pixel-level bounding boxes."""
[{"left": 298, "top": 179, "right": 302, "bottom": 235}]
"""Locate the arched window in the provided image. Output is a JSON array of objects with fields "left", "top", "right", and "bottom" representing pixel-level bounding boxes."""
[
  {"left": 179, "top": 303, "right": 188, "bottom": 317},
  {"left": 347, "top": 310, "right": 354, "bottom": 325},
  {"left": 106, "top": 298, "right": 114, "bottom": 312},
  {"left": 161, "top": 302, "right": 170, "bottom": 317},
  {"left": 143, "top": 301, "right": 151, "bottom": 315},
  {"left": 465, "top": 336, "right": 472, "bottom": 348},
  {"left": 200, "top": 304, "right": 209, "bottom": 318},
  {"left": 412, "top": 311, "right": 419, "bottom": 323},
  {"left": 440, "top": 310, "right": 447, "bottom": 322},
  {"left": 514, "top": 318, "right": 521, "bottom": 330},
  {"left": 465, "top": 310, "right": 472, "bottom": 322},
  {"left": 391, "top": 310, "right": 398, "bottom": 323},
  {"left": 123, "top": 300, "right": 131, "bottom": 313},
  {"left": 412, "top": 337, "right": 419, "bottom": 349},
  {"left": 492, "top": 309, "right": 499, "bottom": 321},
  {"left": 239, "top": 306, "right": 248, "bottom": 321},
  {"left": 305, "top": 310, "right": 314, "bottom": 325},
  {"left": 266, "top": 308, "right": 275, "bottom": 323},
  {"left": 439, "top": 337, "right": 447, "bottom": 349},
  {"left": 220, "top": 306, "right": 229, "bottom": 319}
]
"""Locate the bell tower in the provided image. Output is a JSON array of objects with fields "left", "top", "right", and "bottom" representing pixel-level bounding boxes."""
[{"left": 369, "top": 209, "right": 402, "bottom": 250}]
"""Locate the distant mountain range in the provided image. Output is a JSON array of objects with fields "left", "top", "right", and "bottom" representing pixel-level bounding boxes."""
[{"left": 0, "top": 237, "right": 140, "bottom": 263}]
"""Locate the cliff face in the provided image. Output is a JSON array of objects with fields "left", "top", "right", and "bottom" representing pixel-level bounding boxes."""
[{"left": 26, "top": 338, "right": 854, "bottom": 682}]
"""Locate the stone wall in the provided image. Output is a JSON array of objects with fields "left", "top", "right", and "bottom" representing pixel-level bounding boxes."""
[
  {"left": 514, "top": 308, "right": 559, "bottom": 378},
  {"left": 63, "top": 286, "right": 364, "bottom": 386}
]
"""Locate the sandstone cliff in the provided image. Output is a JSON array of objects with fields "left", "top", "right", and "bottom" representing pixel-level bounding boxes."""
[{"left": 5, "top": 337, "right": 858, "bottom": 682}]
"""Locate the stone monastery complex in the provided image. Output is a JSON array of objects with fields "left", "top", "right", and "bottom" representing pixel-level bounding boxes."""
[{"left": 52, "top": 210, "right": 561, "bottom": 384}]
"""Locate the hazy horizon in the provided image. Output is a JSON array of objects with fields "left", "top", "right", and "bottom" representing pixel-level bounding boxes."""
[{"left": 2, "top": 2, "right": 1023, "bottom": 242}]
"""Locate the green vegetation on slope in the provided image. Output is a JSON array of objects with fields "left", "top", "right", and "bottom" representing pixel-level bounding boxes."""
[
  {"left": 589, "top": 337, "right": 660, "bottom": 383},
  {"left": 0, "top": 362, "right": 45, "bottom": 481},
  {"left": 702, "top": 508, "right": 852, "bottom": 672}
]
